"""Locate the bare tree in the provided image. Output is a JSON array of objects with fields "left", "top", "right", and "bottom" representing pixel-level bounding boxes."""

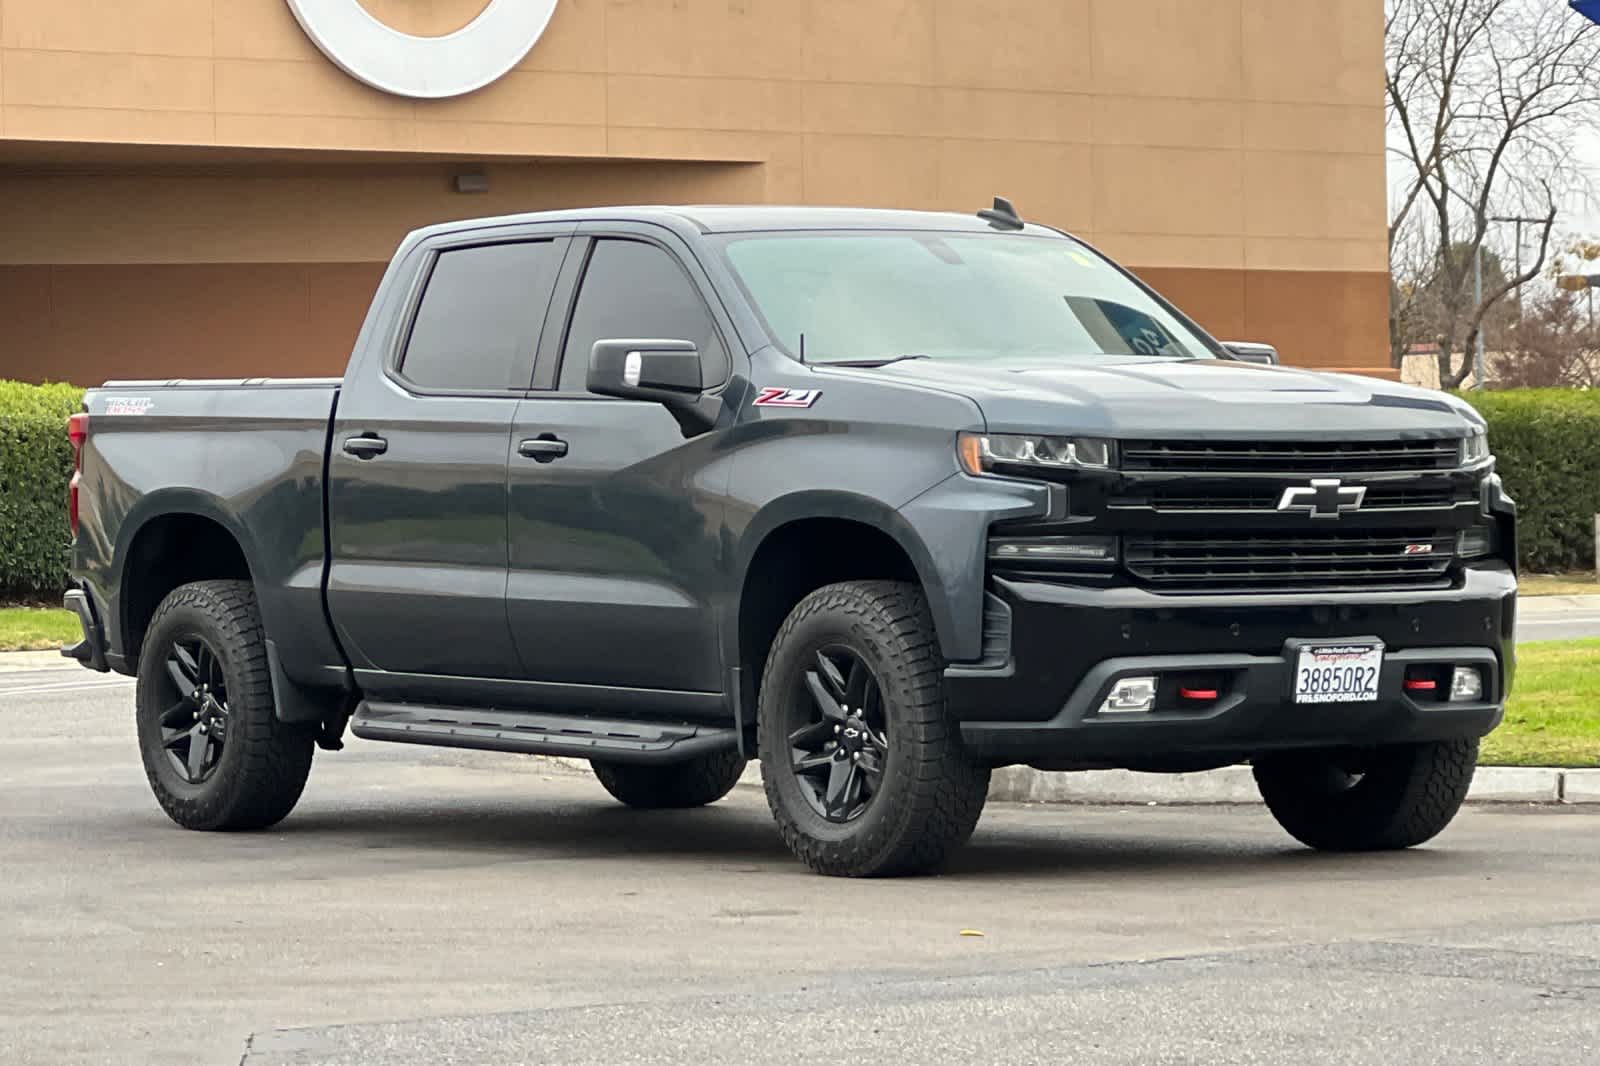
[
  {"left": 1494, "top": 289, "right": 1600, "bottom": 388},
  {"left": 1386, "top": 0, "right": 1600, "bottom": 386}
]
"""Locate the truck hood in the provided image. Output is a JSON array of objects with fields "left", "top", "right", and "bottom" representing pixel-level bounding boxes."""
[{"left": 855, "top": 357, "right": 1483, "bottom": 439}]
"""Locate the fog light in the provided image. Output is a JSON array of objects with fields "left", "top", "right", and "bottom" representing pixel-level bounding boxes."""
[
  {"left": 1099, "top": 676, "right": 1156, "bottom": 715},
  {"left": 988, "top": 536, "right": 1117, "bottom": 566},
  {"left": 1450, "top": 666, "right": 1484, "bottom": 702}
]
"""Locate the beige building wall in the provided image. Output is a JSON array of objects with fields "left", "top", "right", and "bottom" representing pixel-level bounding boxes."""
[{"left": 0, "top": 0, "right": 1391, "bottom": 384}]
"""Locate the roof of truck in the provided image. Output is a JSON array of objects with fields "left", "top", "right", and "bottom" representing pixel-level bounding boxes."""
[{"left": 418, "top": 204, "right": 1063, "bottom": 239}]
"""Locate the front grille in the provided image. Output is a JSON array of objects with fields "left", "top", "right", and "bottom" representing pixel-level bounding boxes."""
[
  {"left": 1121, "top": 438, "right": 1461, "bottom": 475},
  {"left": 1124, "top": 530, "right": 1456, "bottom": 591},
  {"left": 1109, "top": 485, "right": 1466, "bottom": 515}
]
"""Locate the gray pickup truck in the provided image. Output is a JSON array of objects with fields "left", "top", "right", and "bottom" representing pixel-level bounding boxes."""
[{"left": 62, "top": 200, "right": 1517, "bottom": 877}]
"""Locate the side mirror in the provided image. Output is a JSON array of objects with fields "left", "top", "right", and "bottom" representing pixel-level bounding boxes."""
[
  {"left": 587, "top": 339, "right": 716, "bottom": 435},
  {"left": 1223, "top": 341, "right": 1280, "bottom": 366},
  {"left": 588, "top": 339, "right": 703, "bottom": 400}
]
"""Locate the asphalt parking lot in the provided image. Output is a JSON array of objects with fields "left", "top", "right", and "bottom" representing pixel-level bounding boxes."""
[{"left": 2, "top": 663, "right": 1597, "bottom": 1066}]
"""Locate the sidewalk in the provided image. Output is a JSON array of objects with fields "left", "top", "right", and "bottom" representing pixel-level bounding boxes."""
[
  {"left": 1517, "top": 592, "right": 1600, "bottom": 614},
  {"left": 0, "top": 649, "right": 74, "bottom": 672}
]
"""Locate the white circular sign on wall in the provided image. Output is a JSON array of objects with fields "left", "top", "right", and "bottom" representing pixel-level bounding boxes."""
[{"left": 286, "top": 0, "right": 558, "bottom": 99}]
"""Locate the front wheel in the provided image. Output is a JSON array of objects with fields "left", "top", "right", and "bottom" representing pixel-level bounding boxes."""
[
  {"left": 135, "top": 580, "right": 315, "bottom": 831},
  {"left": 758, "top": 580, "right": 990, "bottom": 877},
  {"left": 1253, "top": 739, "right": 1477, "bottom": 851}
]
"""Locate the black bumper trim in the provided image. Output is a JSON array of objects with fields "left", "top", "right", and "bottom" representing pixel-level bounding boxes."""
[{"left": 961, "top": 644, "right": 1503, "bottom": 766}]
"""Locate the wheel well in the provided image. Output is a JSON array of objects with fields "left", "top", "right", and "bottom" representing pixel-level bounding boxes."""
[
  {"left": 738, "top": 518, "right": 922, "bottom": 717},
  {"left": 122, "top": 514, "right": 251, "bottom": 664}
]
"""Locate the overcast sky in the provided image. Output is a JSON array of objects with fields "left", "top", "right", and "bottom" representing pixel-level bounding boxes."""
[{"left": 1383, "top": 2, "right": 1600, "bottom": 279}]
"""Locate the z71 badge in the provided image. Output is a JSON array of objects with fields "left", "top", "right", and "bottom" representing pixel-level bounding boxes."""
[{"left": 753, "top": 387, "right": 821, "bottom": 409}]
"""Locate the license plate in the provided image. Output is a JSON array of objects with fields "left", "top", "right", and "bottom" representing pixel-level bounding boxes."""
[{"left": 1293, "top": 642, "right": 1383, "bottom": 704}]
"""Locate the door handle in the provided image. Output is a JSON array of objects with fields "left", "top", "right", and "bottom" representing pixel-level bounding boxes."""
[
  {"left": 342, "top": 435, "right": 388, "bottom": 459},
  {"left": 518, "top": 436, "right": 569, "bottom": 463}
]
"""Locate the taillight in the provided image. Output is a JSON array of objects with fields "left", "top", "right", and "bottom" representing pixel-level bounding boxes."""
[{"left": 67, "top": 413, "right": 89, "bottom": 537}]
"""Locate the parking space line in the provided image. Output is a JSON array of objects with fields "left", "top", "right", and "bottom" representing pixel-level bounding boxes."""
[{"left": 0, "top": 679, "right": 134, "bottom": 698}]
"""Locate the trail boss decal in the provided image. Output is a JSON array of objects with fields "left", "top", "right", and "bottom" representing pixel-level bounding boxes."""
[
  {"left": 104, "top": 397, "right": 154, "bottom": 416},
  {"left": 753, "top": 388, "right": 822, "bottom": 409}
]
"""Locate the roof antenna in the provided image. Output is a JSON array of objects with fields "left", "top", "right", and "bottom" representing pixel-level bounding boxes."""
[
  {"left": 978, "top": 196, "right": 1024, "bottom": 231},
  {"left": 798, "top": 333, "right": 807, "bottom": 364}
]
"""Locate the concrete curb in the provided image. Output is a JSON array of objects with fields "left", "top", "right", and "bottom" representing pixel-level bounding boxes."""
[
  {"left": 1466, "top": 766, "right": 1563, "bottom": 803},
  {"left": 990, "top": 764, "right": 1587, "bottom": 806},
  {"left": 990, "top": 766, "right": 1261, "bottom": 804},
  {"left": 1564, "top": 769, "right": 1600, "bottom": 804},
  {"left": 550, "top": 756, "right": 1595, "bottom": 806}
]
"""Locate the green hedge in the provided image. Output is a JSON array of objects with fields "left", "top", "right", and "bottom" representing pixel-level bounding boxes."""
[
  {"left": 1462, "top": 389, "right": 1600, "bottom": 573},
  {"left": 0, "top": 381, "right": 85, "bottom": 599}
]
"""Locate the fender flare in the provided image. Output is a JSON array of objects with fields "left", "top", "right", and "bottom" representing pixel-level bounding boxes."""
[{"left": 724, "top": 490, "right": 956, "bottom": 667}]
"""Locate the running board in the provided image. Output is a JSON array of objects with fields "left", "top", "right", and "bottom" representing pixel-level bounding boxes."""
[{"left": 349, "top": 701, "right": 738, "bottom": 765}]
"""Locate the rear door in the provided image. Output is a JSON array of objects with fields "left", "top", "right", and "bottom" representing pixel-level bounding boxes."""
[
  {"left": 327, "top": 226, "right": 572, "bottom": 694},
  {"left": 505, "top": 226, "right": 737, "bottom": 699}
]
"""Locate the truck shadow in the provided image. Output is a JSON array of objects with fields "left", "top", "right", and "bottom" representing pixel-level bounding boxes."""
[{"left": 278, "top": 798, "right": 1476, "bottom": 881}]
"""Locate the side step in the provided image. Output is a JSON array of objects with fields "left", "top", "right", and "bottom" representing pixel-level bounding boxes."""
[{"left": 349, "top": 701, "right": 739, "bottom": 765}]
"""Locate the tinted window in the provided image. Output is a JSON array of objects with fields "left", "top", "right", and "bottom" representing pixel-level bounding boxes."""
[
  {"left": 558, "top": 239, "right": 726, "bottom": 392},
  {"left": 401, "top": 241, "right": 560, "bottom": 390}
]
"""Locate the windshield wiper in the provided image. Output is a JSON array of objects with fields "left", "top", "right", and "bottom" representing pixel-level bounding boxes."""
[{"left": 819, "top": 354, "right": 935, "bottom": 369}]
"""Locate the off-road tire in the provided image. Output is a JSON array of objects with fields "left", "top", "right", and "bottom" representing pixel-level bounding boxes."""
[
  {"left": 758, "top": 580, "right": 990, "bottom": 877},
  {"left": 591, "top": 750, "right": 747, "bottom": 809},
  {"left": 135, "top": 580, "right": 315, "bottom": 830},
  {"left": 1253, "top": 739, "right": 1478, "bottom": 851}
]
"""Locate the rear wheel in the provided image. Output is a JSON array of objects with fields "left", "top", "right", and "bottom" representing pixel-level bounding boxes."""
[
  {"left": 591, "top": 749, "right": 747, "bottom": 809},
  {"left": 135, "top": 580, "right": 315, "bottom": 831},
  {"left": 759, "top": 580, "right": 989, "bottom": 877},
  {"left": 1253, "top": 739, "right": 1477, "bottom": 851}
]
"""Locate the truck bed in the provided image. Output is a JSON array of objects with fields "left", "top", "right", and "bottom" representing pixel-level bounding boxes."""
[{"left": 72, "top": 376, "right": 346, "bottom": 692}]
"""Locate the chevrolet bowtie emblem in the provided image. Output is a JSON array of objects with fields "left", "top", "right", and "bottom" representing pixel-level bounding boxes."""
[{"left": 1277, "top": 478, "right": 1367, "bottom": 520}]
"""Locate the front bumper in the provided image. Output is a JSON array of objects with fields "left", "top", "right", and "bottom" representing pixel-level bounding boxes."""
[{"left": 948, "top": 564, "right": 1515, "bottom": 768}]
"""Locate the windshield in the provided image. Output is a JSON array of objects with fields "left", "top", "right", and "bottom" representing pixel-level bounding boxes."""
[{"left": 718, "top": 231, "right": 1217, "bottom": 365}]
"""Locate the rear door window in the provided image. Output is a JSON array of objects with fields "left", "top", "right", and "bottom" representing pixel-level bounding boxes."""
[{"left": 400, "top": 240, "right": 562, "bottom": 391}]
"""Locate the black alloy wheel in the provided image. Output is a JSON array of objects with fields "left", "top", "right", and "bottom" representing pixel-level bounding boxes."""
[
  {"left": 786, "top": 646, "right": 890, "bottom": 823},
  {"left": 156, "top": 636, "right": 231, "bottom": 785}
]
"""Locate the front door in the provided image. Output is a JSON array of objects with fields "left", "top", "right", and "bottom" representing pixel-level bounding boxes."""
[
  {"left": 327, "top": 233, "right": 569, "bottom": 692},
  {"left": 506, "top": 232, "right": 734, "bottom": 696}
]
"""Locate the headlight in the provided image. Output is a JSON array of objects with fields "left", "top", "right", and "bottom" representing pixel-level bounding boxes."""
[
  {"left": 1460, "top": 431, "right": 1489, "bottom": 465},
  {"left": 1457, "top": 526, "right": 1496, "bottom": 559},
  {"left": 958, "top": 433, "right": 1114, "bottom": 476}
]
